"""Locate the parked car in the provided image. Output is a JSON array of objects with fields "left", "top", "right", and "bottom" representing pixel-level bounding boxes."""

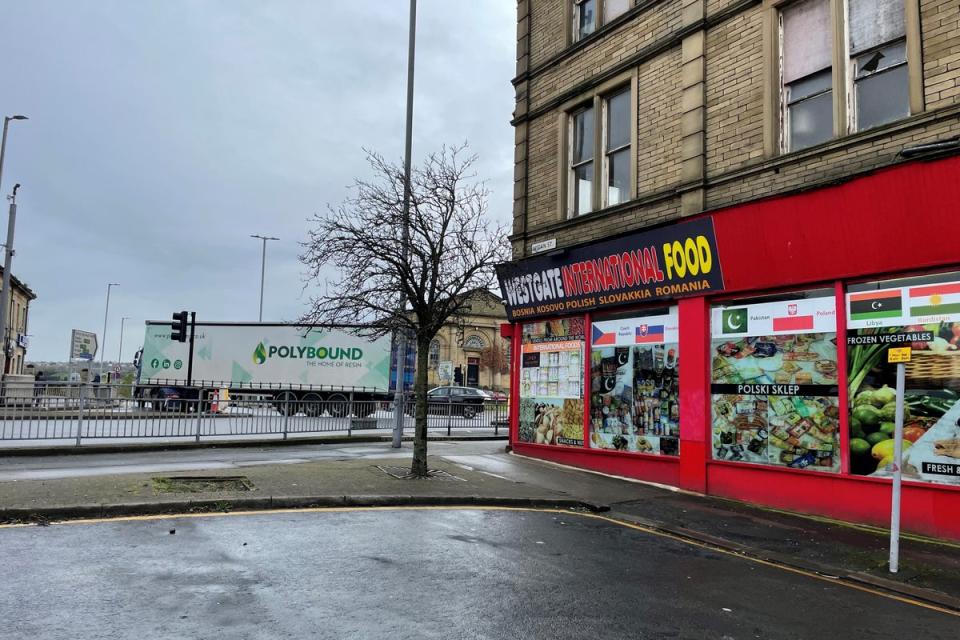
[
  {"left": 487, "top": 390, "right": 508, "bottom": 402},
  {"left": 406, "top": 386, "right": 489, "bottom": 419}
]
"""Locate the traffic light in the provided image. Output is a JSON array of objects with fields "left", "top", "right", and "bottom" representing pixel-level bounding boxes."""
[{"left": 171, "top": 311, "right": 188, "bottom": 343}]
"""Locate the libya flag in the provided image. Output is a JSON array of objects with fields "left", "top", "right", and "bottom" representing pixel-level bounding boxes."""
[
  {"left": 849, "top": 290, "right": 902, "bottom": 321},
  {"left": 908, "top": 282, "right": 960, "bottom": 317}
]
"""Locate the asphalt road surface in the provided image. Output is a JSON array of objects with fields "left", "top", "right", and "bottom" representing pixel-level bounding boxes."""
[
  {"left": 0, "top": 440, "right": 505, "bottom": 481},
  {"left": 1, "top": 508, "right": 956, "bottom": 639}
]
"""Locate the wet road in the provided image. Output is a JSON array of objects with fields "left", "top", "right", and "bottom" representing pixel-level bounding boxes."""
[
  {"left": 0, "top": 508, "right": 955, "bottom": 639},
  {"left": 0, "top": 440, "right": 505, "bottom": 481}
]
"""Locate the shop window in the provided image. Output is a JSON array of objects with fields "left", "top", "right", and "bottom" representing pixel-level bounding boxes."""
[
  {"left": 518, "top": 318, "right": 585, "bottom": 447},
  {"left": 846, "top": 271, "right": 960, "bottom": 486},
  {"left": 849, "top": 0, "right": 908, "bottom": 131},
  {"left": 711, "top": 290, "right": 840, "bottom": 472},
  {"left": 780, "top": 0, "right": 833, "bottom": 152},
  {"left": 589, "top": 307, "right": 679, "bottom": 456}
]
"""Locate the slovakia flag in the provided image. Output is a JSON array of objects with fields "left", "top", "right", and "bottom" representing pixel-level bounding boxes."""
[{"left": 635, "top": 325, "right": 665, "bottom": 344}]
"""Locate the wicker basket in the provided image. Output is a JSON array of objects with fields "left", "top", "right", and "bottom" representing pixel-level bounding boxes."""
[{"left": 904, "top": 351, "right": 960, "bottom": 385}]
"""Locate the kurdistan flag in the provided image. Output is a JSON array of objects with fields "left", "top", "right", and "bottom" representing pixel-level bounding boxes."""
[{"left": 909, "top": 282, "right": 960, "bottom": 317}]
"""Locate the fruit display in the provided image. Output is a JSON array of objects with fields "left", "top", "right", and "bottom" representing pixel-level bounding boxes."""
[{"left": 848, "top": 384, "right": 955, "bottom": 475}]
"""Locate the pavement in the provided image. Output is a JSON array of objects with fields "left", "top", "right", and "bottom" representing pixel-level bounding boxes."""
[
  {"left": 1, "top": 440, "right": 959, "bottom": 613},
  {"left": 2, "top": 508, "right": 957, "bottom": 639}
]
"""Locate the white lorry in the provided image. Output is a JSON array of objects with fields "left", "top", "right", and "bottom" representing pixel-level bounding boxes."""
[{"left": 134, "top": 322, "right": 393, "bottom": 415}]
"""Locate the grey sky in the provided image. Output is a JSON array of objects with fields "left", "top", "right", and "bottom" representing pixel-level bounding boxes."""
[{"left": 0, "top": 1, "right": 516, "bottom": 362}]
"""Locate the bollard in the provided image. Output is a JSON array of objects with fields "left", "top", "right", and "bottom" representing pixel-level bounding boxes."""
[
  {"left": 195, "top": 390, "right": 203, "bottom": 443},
  {"left": 75, "top": 384, "right": 85, "bottom": 446}
]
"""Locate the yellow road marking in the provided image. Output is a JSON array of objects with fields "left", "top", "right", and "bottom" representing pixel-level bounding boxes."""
[{"left": 1, "top": 505, "right": 957, "bottom": 617}]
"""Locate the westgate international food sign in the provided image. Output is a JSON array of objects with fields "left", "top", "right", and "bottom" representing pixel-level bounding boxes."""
[{"left": 497, "top": 218, "right": 723, "bottom": 321}]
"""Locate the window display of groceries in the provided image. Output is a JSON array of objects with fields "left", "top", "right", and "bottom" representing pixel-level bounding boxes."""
[
  {"left": 588, "top": 311, "right": 679, "bottom": 455},
  {"left": 518, "top": 317, "right": 586, "bottom": 448},
  {"left": 520, "top": 346, "right": 583, "bottom": 399},
  {"left": 710, "top": 296, "right": 840, "bottom": 472},
  {"left": 518, "top": 397, "right": 586, "bottom": 447},
  {"left": 848, "top": 322, "right": 960, "bottom": 485}
]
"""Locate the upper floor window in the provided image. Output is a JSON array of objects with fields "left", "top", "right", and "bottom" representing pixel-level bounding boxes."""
[
  {"left": 568, "top": 87, "right": 632, "bottom": 218},
  {"left": 781, "top": 0, "right": 833, "bottom": 152},
  {"left": 849, "top": 0, "right": 908, "bottom": 131},
  {"left": 572, "top": 0, "right": 631, "bottom": 43},
  {"left": 574, "top": 0, "right": 596, "bottom": 41},
  {"left": 779, "top": 0, "right": 909, "bottom": 153},
  {"left": 569, "top": 106, "right": 595, "bottom": 217},
  {"left": 604, "top": 89, "right": 631, "bottom": 207},
  {"left": 428, "top": 339, "right": 440, "bottom": 368}
]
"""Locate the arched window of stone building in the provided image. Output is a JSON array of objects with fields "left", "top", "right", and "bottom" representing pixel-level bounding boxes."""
[
  {"left": 428, "top": 339, "right": 440, "bottom": 367},
  {"left": 463, "top": 335, "right": 485, "bottom": 351}
]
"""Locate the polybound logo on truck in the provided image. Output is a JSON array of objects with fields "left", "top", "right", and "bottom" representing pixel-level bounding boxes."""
[{"left": 252, "top": 341, "right": 363, "bottom": 364}]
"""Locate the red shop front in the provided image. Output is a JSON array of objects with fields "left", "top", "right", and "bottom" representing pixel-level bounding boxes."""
[{"left": 498, "top": 154, "right": 960, "bottom": 540}]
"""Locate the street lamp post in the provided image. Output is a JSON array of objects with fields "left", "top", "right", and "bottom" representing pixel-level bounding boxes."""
[
  {"left": 118, "top": 316, "right": 130, "bottom": 365},
  {"left": 250, "top": 235, "right": 279, "bottom": 322},
  {"left": 0, "top": 115, "right": 28, "bottom": 378},
  {"left": 391, "top": 0, "right": 417, "bottom": 448},
  {"left": 99, "top": 283, "right": 119, "bottom": 379}
]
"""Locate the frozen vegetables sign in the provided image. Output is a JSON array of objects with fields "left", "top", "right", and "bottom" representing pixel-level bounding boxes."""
[{"left": 497, "top": 218, "right": 723, "bottom": 321}]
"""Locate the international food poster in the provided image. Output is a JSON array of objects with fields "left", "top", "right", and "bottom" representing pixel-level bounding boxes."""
[
  {"left": 588, "top": 311, "right": 680, "bottom": 455},
  {"left": 710, "top": 296, "right": 841, "bottom": 472},
  {"left": 846, "top": 280, "right": 960, "bottom": 485},
  {"left": 518, "top": 318, "right": 585, "bottom": 447}
]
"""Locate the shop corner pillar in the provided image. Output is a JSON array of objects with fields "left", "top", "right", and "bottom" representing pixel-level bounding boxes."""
[{"left": 678, "top": 296, "right": 709, "bottom": 493}]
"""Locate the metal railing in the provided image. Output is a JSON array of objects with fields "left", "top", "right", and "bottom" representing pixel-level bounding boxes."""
[{"left": 0, "top": 382, "right": 509, "bottom": 447}]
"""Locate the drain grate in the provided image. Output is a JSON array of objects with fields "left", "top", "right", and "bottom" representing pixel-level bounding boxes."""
[
  {"left": 376, "top": 466, "right": 466, "bottom": 481},
  {"left": 152, "top": 476, "right": 254, "bottom": 493}
]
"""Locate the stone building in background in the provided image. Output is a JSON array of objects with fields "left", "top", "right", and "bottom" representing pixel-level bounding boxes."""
[{"left": 0, "top": 267, "right": 36, "bottom": 375}]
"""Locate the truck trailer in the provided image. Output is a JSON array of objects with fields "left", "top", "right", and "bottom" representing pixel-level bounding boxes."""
[{"left": 135, "top": 321, "right": 393, "bottom": 415}]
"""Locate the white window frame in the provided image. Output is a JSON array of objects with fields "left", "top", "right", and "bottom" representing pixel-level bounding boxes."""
[
  {"left": 571, "top": 0, "right": 633, "bottom": 43},
  {"left": 601, "top": 88, "right": 632, "bottom": 208},
  {"left": 567, "top": 104, "right": 596, "bottom": 218},
  {"left": 847, "top": 38, "right": 909, "bottom": 133},
  {"left": 776, "top": 0, "right": 916, "bottom": 154}
]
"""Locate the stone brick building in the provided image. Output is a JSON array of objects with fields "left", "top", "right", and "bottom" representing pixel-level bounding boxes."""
[
  {"left": 499, "top": 0, "right": 960, "bottom": 539},
  {"left": 512, "top": 0, "right": 960, "bottom": 256}
]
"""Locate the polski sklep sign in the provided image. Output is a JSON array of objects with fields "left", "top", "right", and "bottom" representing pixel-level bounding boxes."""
[
  {"left": 70, "top": 329, "right": 97, "bottom": 360},
  {"left": 496, "top": 217, "right": 723, "bottom": 321}
]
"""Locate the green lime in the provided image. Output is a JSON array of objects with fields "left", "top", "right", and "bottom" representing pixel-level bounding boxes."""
[
  {"left": 866, "top": 431, "right": 889, "bottom": 446},
  {"left": 849, "top": 438, "right": 871, "bottom": 457}
]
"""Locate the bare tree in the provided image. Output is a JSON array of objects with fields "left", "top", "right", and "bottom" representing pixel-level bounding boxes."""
[
  {"left": 300, "top": 144, "right": 509, "bottom": 476},
  {"left": 478, "top": 340, "right": 511, "bottom": 380}
]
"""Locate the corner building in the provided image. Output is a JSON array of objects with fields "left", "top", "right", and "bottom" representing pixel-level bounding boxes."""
[{"left": 500, "top": 0, "right": 960, "bottom": 539}]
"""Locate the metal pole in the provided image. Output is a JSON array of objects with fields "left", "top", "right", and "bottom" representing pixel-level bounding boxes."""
[
  {"left": 0, "top": 190, "right": 18, "bottom": 377},
  {"left": 392, "top": 0, "right": 417, "bottom": 449},
  {"left": 250, "top": 235, "right": 278, "bottom": 322},
  {"left": 889, "top": 361, "right": 906, "bottom": 573},
  {"left": 99, "top": 283, "right": 118, "bottom": 378},
  {"left": 259, "top": 238, "right": 265, "bottom": 321},
  {"left": 118, "top": 316, "right": 129, "bottom": 365}
]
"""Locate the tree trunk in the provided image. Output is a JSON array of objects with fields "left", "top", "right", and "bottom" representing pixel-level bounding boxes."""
[{"left": 410, "top": 334, "right": 432, "bottom": 477}]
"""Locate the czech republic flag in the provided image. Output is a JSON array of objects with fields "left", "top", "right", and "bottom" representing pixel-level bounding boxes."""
[{"left": 592, "top": 325, "right": 617, "bottom": 345}]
